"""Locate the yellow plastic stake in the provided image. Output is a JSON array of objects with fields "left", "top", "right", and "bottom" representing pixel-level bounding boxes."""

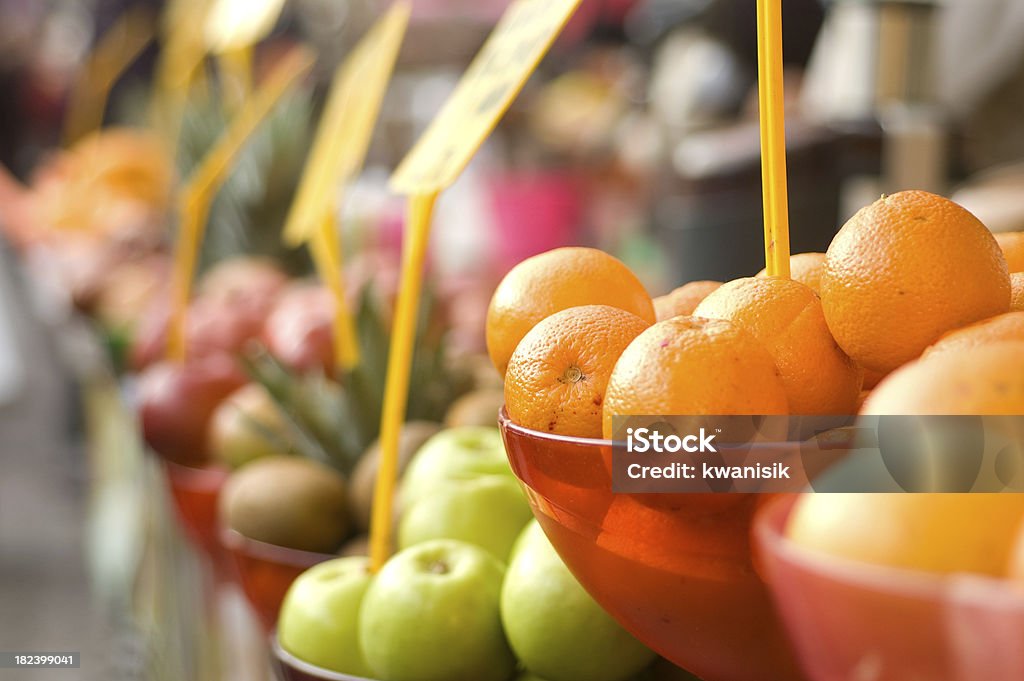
[
  {"left": 217, "top": 45, "right": 254, "bottom": 113},
  {"left": 757, "top": 0, "right": 791, "bottom": 279},
  {"left": 369, "top": 191, "right": 437, "bottom": 571},
  {"left": 370, "top": 0, "right": 583, "bottom": 573},
  {"left": 309, "top": 215, "right": 360, "bottom": 370},
  {"left": 151, "top": 0, "right": 214, "bottom": 149},
  {"left": 166, "top": 46, "right": 315, "bottom": 362},
  {"left": 283, "top": 2, "right": 411, "bottom": 247},
  {"left": 64, "top": 7, "right": 157, "bottom": 146}
]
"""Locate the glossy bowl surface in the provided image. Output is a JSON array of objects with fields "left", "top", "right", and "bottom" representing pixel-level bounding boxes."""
[
  {"left": 163, "top": 460, "right": 230, "bottom": 560},
  {"left": 271, "top": 635, "right": 378, "bottom": 681},
  {"left": 754, "top": 494, "right": 1024, "bottom": 681},
  {"left": 221, "top": 528, "right": 333, "bottom": 632},
  {"left": 498, "top": 411, "right": 802, "bottom": 681}
]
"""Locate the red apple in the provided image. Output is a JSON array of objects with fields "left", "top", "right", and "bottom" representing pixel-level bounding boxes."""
[
  {"left": 261, "top": 283, "right": 336, "bottom": 374},
  {"left": 139, "top": 354, "right": 247, "bottom": 467}
]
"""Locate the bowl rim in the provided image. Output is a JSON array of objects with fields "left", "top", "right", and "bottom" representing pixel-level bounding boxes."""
[
  {"left": 754, "top": 494, "right": 1024, "bottom": 601},
  {"left": 270, "top": 633, "right": 379, "bottom": 681},
  {"left": 498, "top": 407, "right": 611, "bottom": 446},
  {"left": 220, "top": 526, "right": 337, "bottom": 567}
]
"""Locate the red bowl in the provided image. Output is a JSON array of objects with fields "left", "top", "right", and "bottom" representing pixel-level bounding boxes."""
[
  {"left": 221, "top": 528, "right": 334, "bottom": 632},
  {"left": 163, "top": 460, "right": 230, "bottom": 560},
  {"left": 498, "top": 411, "right": 802, "bottom": 681},
  {"left": 271, "top": 635, "right": 378, "bottom": 681},
  {"left": 754, "top": 494, "right": 1024, "bottom": 681}
]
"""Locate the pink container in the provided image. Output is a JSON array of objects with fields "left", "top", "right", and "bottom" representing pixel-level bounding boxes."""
[
  {"left": 488, "top": 172, "right": 582, "bottom": 272},
  {"left": 163, "top": 461, "right": 230, "bottom": 563},
  {"left": 754, "top": 495, "right": 1024, "bottom": 681}
]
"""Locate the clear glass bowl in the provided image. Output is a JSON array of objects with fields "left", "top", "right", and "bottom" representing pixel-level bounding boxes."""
[{"left": 497, "top": 410, "right": 802, "bottom": 681}]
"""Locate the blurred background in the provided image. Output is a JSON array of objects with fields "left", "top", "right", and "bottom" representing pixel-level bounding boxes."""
[{"left": 3, "top": 0, "right": 1024, "bottom": 678}]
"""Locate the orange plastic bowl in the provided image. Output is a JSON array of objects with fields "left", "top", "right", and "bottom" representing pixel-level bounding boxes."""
[
  {"left": 754, "top": 494, "right": 1024, "bottom": 681},
  {"left": 498, "top": 411, "right": 802, "bottom": 681},
  {"left": 271, "top": 635, "right": 378, "bottom": 681},
  {"left": 163, "top": 460, "right": 230, "bottom": 561},
  {"left": 221, "top": 528, "right": 333, "bottom": 632}
]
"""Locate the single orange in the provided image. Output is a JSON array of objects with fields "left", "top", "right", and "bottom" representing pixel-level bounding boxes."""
[
  {"left": 862, "top": 367, "right": 889, "bottom": 390},
  {"left": 820, "top": 190, "right": 1010, "bottom": 374},
  {"left": 693, "top": 277, "right": 862, "bottom": 414},
  {"left": 653, "top": 281, "right": 722, "bottom": 321},
  {"left": 924, "top": 311, "right": 1024, "bottom": 357},
  {"left": 756, "top": 252, "right": 826, "bottom": 293},
  {"left": 602, "top": 316, "right": 788, "bottom": 439},
  {"left": 504, "top": 305, "right": 650, "bottom": 438},
  {"left": 486, "top": 247, "right": 655, "bottom": 376},
  {"left": 787, "top": 493, "right": 1024, "bottom": 576},
  {"left": 1012, "top": 273, "right": 1024, "bottom": 312},
  {"left": 996, "top": 232, "right": 1024, "bottom": 273},
  {"left": 862, "top": 342, "right": 1024, "bottom": 415}
]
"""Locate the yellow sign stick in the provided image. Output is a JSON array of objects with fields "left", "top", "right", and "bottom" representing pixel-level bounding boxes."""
[
  {"left": 64, "top": 7, "right": 157, "bottom": 146},
  {"left": 757, "top": 0, "right": 791, "bottom": 278},
  {"left": 151, "top": 0, "right": 215, "bottom": 149},
  {"left": 167, "top": 46, "right": 315, "bottom": 362},
  {"left": 308, "top": 216, "right": 360, "bottom": 371},
  {"left": 390, "top": 0, "right": 582, "bottom": 195},
  {"left": 204, "top": 0, "right": 286, "bottom": 54},
  {"left": 284, "top": 2, "right": 410, "bottom": 247},
  {"left": 369, "top": 0, "right": 582, "bottom": 572}
]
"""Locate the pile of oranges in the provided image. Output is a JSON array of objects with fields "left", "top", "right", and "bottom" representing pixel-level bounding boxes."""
[
  {"left": 488, "top": 190, "right": 1024, "bottom": 440},
  {"left": 488, "top": 188, "right": 1024, "bottom": 578}
]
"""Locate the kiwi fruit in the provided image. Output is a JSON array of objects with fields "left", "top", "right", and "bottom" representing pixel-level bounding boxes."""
[
  {"left": 348, "top": 421, "right": 442, "bottom": 532},
  {"left": 221, "top": 456, "right": 349, "bottom": 553},
  {"left": 444, "top": 388, "right": 505, "bottom": 428}
]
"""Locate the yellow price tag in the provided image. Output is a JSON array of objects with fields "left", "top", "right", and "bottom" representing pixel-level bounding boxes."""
[
  {"left": 204, "top": 0, "right": 286, "bottom": 53},
  {"left": 284, "top": 2, "right": 410, "bottom": 247},
  {"left": 64, "top": 6, "right": 156, "bottom": 146},
  {"left": 167, "top": 46, "right": 315, "bottom": 361},
  {"left": 390, "top": 0, "right": 581, "bottom": 194}
]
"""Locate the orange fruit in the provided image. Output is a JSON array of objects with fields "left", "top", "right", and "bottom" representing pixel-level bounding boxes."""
[
  {"left": 862, "top": 367, "right": 888, "bottom": 390},
  {"left": 693, "top": 277, "right": 862, "bottom": 414},
  {"left": 1012, "top": 272, "right": 1024, "bottom": 312},
  {"left": 486, "top": 248, "right": 655, "bottom": 375},
  {"left": 787, "top": 493, "right": 1024, "bottom": 576},
  {"left": 653, "top": 281, "right": 722, "bottom": 321},
  {"left": 862, "top": 342, "right": 1024, "bottom": 415},
  {"left": 924, "top": 311, "right": 1024, "bottom": 357},
  {"left": 996, "top": 232, "right": 1024, "bottom": 273},
  {"left": 504, "top": 305, "right": 650, "bottom": 438},
  {"left": 756, "top": 252, "right": 826, "bottom": 292},
  {"left": 602, "top": 316, "right": 788, "bottom": 439},
  {"left": 820, "top": 190, "right": 1010, "bottom": 374}
]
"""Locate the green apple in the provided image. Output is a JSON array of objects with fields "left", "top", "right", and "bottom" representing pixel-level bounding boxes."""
[
  {"left": 502, "top": 521, "right": 656, "bottom": 681},
  {"left": 398, "top": 474, "right": 533, "bottom": 560},
  {"left": 209, "top": 383, "right": 291, "bottom": 469},
  {"left": 359, "top": 539, "right": 516, "bottom": 681},
  {"left": 277, "top": 557, "right": 374, "bottom": 677},
  {"left": 400, "top": 427, "right": 511, "bottom": 508}
]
